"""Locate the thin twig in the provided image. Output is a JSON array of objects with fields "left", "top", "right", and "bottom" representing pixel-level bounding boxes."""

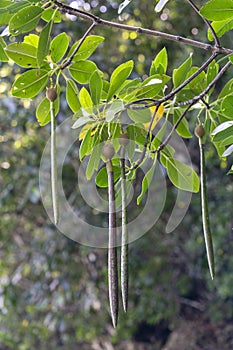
[
  {"left": 60, "top": 21, "right": 96, "bottom": 69},
  {"left": 155, "top": 104, "right": 193, "bottom": 153},
  {"left": 126, "top": 52, "right": 218, "bottom": 110},
  {"left": 186, "top": 0, "right": 220, "bottom": 47},
  {"left": 54, "top": 1, "right": 232, "bottom": 55}
]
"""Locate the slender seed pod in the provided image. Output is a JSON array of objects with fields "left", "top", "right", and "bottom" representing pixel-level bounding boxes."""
[
  {"left": 120, "top": 148, "right": 129, "bottom": 312},
  {"left": 104, "top": 144, "right": 118, "bottom": 328},
  {"left": 195, "top": 125, "right": 215, "bottom": 280},
  {"left": 49, "top": 93, "right": 59, "bottom": 225}
]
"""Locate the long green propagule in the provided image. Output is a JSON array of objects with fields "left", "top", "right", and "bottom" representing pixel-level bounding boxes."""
[
  {"left": 102, "top": 142, "right": 118, "bottom": 328},
  {"left": 119, "top": 133, "right": 130, "bottom": 312},
  {"left": 195, "top": 125, "right": 215, "bottom": 280},
  {"left": 46, "top": 87, "right": 59, "bottom": 225}
]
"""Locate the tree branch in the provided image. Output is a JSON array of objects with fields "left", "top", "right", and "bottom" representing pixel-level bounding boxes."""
[
  {"left": 54, "top": 1, "right": 232, "bottom": 55},
  {"left": 60, "top": 21, "right": 96, "bottom": 69}
]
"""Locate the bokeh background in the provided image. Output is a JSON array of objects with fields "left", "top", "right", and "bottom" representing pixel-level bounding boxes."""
[{"left": 0, "top": 0, "right": 233, "bottom": 349}]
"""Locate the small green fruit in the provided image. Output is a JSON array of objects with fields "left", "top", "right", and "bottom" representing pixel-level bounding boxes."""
[
  {"left": 46, "top": 88, "right": 57, "bottom": 102},
  {"left": 102, "top": 143, "right": 115, "bottom": 160},
  {"left": 195, "top": 125, "right": 205, "bottom": 139},
  {"left": 119, "top": 133, "right": 130, "bottom": 146}
]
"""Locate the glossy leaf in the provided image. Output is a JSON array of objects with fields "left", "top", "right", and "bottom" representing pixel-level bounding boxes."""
[
  {"left": 36, "top": 96, "right": 60, "bottom": 126},
  {"left": 0, "top": 37, "right": 8, "bottom": 62},
  {"left": 69, "top": 35, "right": 104, "bottom": 61},
  {"left": 66, "top": 79, "right": 81, "bottom": 113},
  {"left": 11, "top": 69, "right": 49, "bottom": 98},
  {"left": 107, "top": 60, "right": 134, "bottom": 101},
  {"left": 161, "top": 154, "right": 200, "bottom": 192},
  {"left": 50, "top": 33, "right": 69, "bottom": 63},
  {"left": 79, "top": 129, "right": 92, "bottom": 160},
  {"left": 24, "top": 34, "right": 39, "bottom": 47},
  {"left": 222, "top": 144, "right": 233, "bottom": 157},
  {"left": 208, "top": 18, "right": 233, "bottom": 40},
  {"left": 79, "top": 87, "right": 93, "bottom": 111},
  {"left": 5, "top": 43, "right": 38, "bottom": 68},
  {"left": 200, "top": 0, "right": 233, "bottom": 21},
  {"left": 137, "top": 157, "right": 157, "bottom": 205},
  {"left": 173, "top": 109, "right": 192, "bottom": 138},
  {"left": 106, "top": 100, "right": 124, "bottom": 122},
  {"left": 173, "top": 54, "right": 192, "bottom": 89},
  {"left": 96, "top": 165, "right": 121, "bottom": 188},
  {"left": 86, "top": 143, "right": 102, "bottom": 180},
  {"left": 221, "top": 95, "right": 233, "bottom": 118},
  {"left": 41, "top": 8, "right": 61, "bottom": 23},
  {"left": 69, "top": 60, "right": 97, "bottom": 84},
  {"left": 37, "top": 20, "right": 53, "bottom": 67},
  {"left": 90, "top": 70, "right": 103, "bottom": 106},
  {"left": 72, "top": 116, "right": 93, "bottom": 130},
  {"left": 128, "top": 108, "right": 151, "bottom": 123},
  {"left": 9, "top": 6, "right": 43, "bottom": 36},
  {"left": 150, "top": 47, "right": 168, "bottom": 75}
]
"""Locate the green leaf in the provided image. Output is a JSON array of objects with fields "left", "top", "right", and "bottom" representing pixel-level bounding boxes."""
[
  {"left": 135, "top": 81, "right": 163, "bottom": 99},
  {"left": 5, "top": 43, "right": 38, "bottom": 68},
  {"left": 79, "top": 129, "right": 92, "bottom": 160},
  {"left": 161, "top": 154, "right": 200, "bottom": 192},
  {"left": 37, "top": 20, "right": 53, "bottom": 67},
  {"left": 0, "top": 37, "right": 8, "bottom": 62},
  {"left": 36, "top": 96, "right": 60, "bottom": 126},
  {"left": 107, "top": 60, "right": 134, "bottom": 101},
  {"left": 9, "top": 6, "right": 43, "bottom": 36},
  {"left": 66, "top": 79, "right": 81, "bottom": 113},
  {"left": 41, "top": 8, "right": 61, "bottom": 23},
  {"left": 69, "top": 60, "right": 97, "bottom": 84},
  {"left": 96, "top": 165, "right": 121, "bottom": 188},
  {"left": 127, "top": 108, "right": 151, "bottom": 123},
  {"left": 150, "top": 47, "right": 168, "bottom": 75},
  {"left": 0, "top": 1, "right": 29, "bottom": 25},
  {"left": 208, "top": 18, "right": 233, "bottom": 40},
  {"left": 222, "top": 144, "right": 233, "bottom": 157},
  {"left": 173, "top": 109, "right": 192, "bottom": 138},
  {"left": 200, "top": 0, "right": 233, "bottom": 21},
  {"left": 221, "top": 95, "right": 233, "bottom": 118},
  {"left": 24, "top": 34, "right": 39, "bottom": 47},
  {"left": 218, "top": 78, "right": 233, "bottom": 99},
  {"left": 173, "top": 54, "right": 192, "bottom": 89},
  {"left": 50, "top": 32, "right": 69, "bottom": 63},
  {"left": 79, "top": 87, "right": 93, "bottom": 111},
  {"left": 86, "top": 144, "right": 101, "bottom": 180},
  {"left": 90, "top": 70, "right": 103, "bottom": 106},
  {"left": 206, "top": 60, "right": 219, "bottom": 86},
  {"left": 186, "top": 67, "right": 206, "bottom": 95},
  {"left": 137, "top": 157, "right": 157, "bottom": 205},
  {"left": 212, "top": 121, "right": 233, "bottom": 142},
  {"left": 70, "top": 35, "right": 105, "bottom": 61},
  {"left": 72, "top": 116, "right": 93, "bottom": 129},
  {"left": 11, "top": 69, "right": 49, "bottom": 98},
  {"left": 106, "top": 100, "right": 124, "bottom": 122}
]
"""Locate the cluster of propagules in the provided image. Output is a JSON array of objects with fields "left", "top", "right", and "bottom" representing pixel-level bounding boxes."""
[{"left": 102, "top": 133, "right": 130, "bottom": 327}]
